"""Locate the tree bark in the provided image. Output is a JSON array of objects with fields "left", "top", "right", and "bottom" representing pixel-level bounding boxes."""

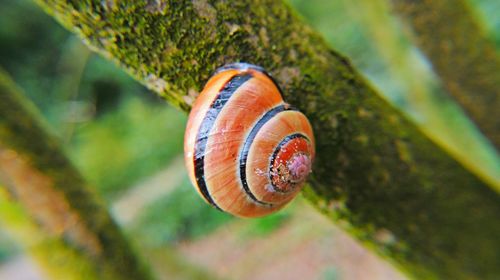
[
  {"left": 33, "top": 1, "right": 500, "bottom": 279},
  {"left": 0, "top": 69, "right": 152, "bottom": 279},
  {"left": 391, "top": 0, "right": 500, "bottom": 149}
]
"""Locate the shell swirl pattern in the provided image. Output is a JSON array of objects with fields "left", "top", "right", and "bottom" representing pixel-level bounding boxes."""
[{"left": 184, "top": 63, "right": 315, "bottom": 217}]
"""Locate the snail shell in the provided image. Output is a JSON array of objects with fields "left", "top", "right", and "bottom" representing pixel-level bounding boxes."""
[{"left": 184, "top": 63, "right": 315, "bottom": 218}]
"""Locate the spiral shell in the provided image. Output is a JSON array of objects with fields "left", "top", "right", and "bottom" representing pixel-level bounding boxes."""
[{"left": 184, "top": 63, "right": 315, "bottom": 217}]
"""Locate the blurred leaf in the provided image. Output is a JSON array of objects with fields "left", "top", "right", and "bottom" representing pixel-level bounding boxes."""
[
  {"left": 68, "top": 96, "right": 186, "bottom": 200},
  {"left": 131, "top": 178, "right": 233, "bottom": 246},
  {"left": 240, "top": 209, "right": 291, "bottom": 237},
  {"left": 0, "top": 229, "right": 18, "bottom": 264},
  {"left": 322, "top": 266, "right": 340, "bottom": 280}
]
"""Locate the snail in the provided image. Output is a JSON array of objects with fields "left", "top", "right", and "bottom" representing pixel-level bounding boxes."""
[{"left": 184, "top": 63, "right": 315, "bottom": 217}]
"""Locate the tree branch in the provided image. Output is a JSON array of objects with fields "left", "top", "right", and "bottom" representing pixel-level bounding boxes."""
[
  {"left": 391, "top": 0, "right": 500, "bottom": 149},
  {"left": 33, "top": 1, "right": 500, "bottom": 279},
  {"left": 0, "top": 69, "right": 152, "bottom": 279}
]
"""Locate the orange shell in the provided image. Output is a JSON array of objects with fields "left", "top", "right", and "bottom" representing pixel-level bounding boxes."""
[{"left": 184, "top": 63, "right": 315, "bottom": 218}]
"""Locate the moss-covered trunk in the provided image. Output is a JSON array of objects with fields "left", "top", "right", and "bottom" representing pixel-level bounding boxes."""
[
  {"left": 391, "top": 0, "right": 500, "bottom": 149},
  {"left": 0, "top": 69, "right": 152, "bottom": 279},
  {"left": 30, "top": 1, "right": 500, "bottom": 279}
]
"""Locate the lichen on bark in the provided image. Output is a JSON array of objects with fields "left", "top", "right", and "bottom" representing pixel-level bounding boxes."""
[{"left": 29, "top": 1, "right": 500, "bottom": 279}]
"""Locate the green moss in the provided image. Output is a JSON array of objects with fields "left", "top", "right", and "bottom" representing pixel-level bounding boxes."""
[{"left": 28, "top": 1, "right": 500, "bottom": 279}]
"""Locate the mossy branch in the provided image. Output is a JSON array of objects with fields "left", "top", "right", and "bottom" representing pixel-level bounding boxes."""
[
  {"left": 0, "top": 69, "right": 152, "bottom": 279},
  {"left": 0, "top": 186, "right": 101, "bottom": 280},
  {"left": 33, "top": 1, "right": 500, "bottom": 279},
  {"left": 391, "top": 0, "right": 500, "bottom": 149}
]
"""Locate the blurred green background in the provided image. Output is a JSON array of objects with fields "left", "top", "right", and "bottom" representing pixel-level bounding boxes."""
[{"left": 0, "top": 0, "right": 498, "bottom": 279}]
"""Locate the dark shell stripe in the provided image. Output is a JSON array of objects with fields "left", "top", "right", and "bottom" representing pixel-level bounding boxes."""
[
  {"left": 269, "top": 133, "right": 310, "bottom": 192},
  {"left": 239, "top": 105, "right": 296, "bottom": 205},
  {"left": 194, "top": 74, "right": 253, "bottom": 210},
  {"left": 215, "top": 63, "right": 285, "bottom": 99}
]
